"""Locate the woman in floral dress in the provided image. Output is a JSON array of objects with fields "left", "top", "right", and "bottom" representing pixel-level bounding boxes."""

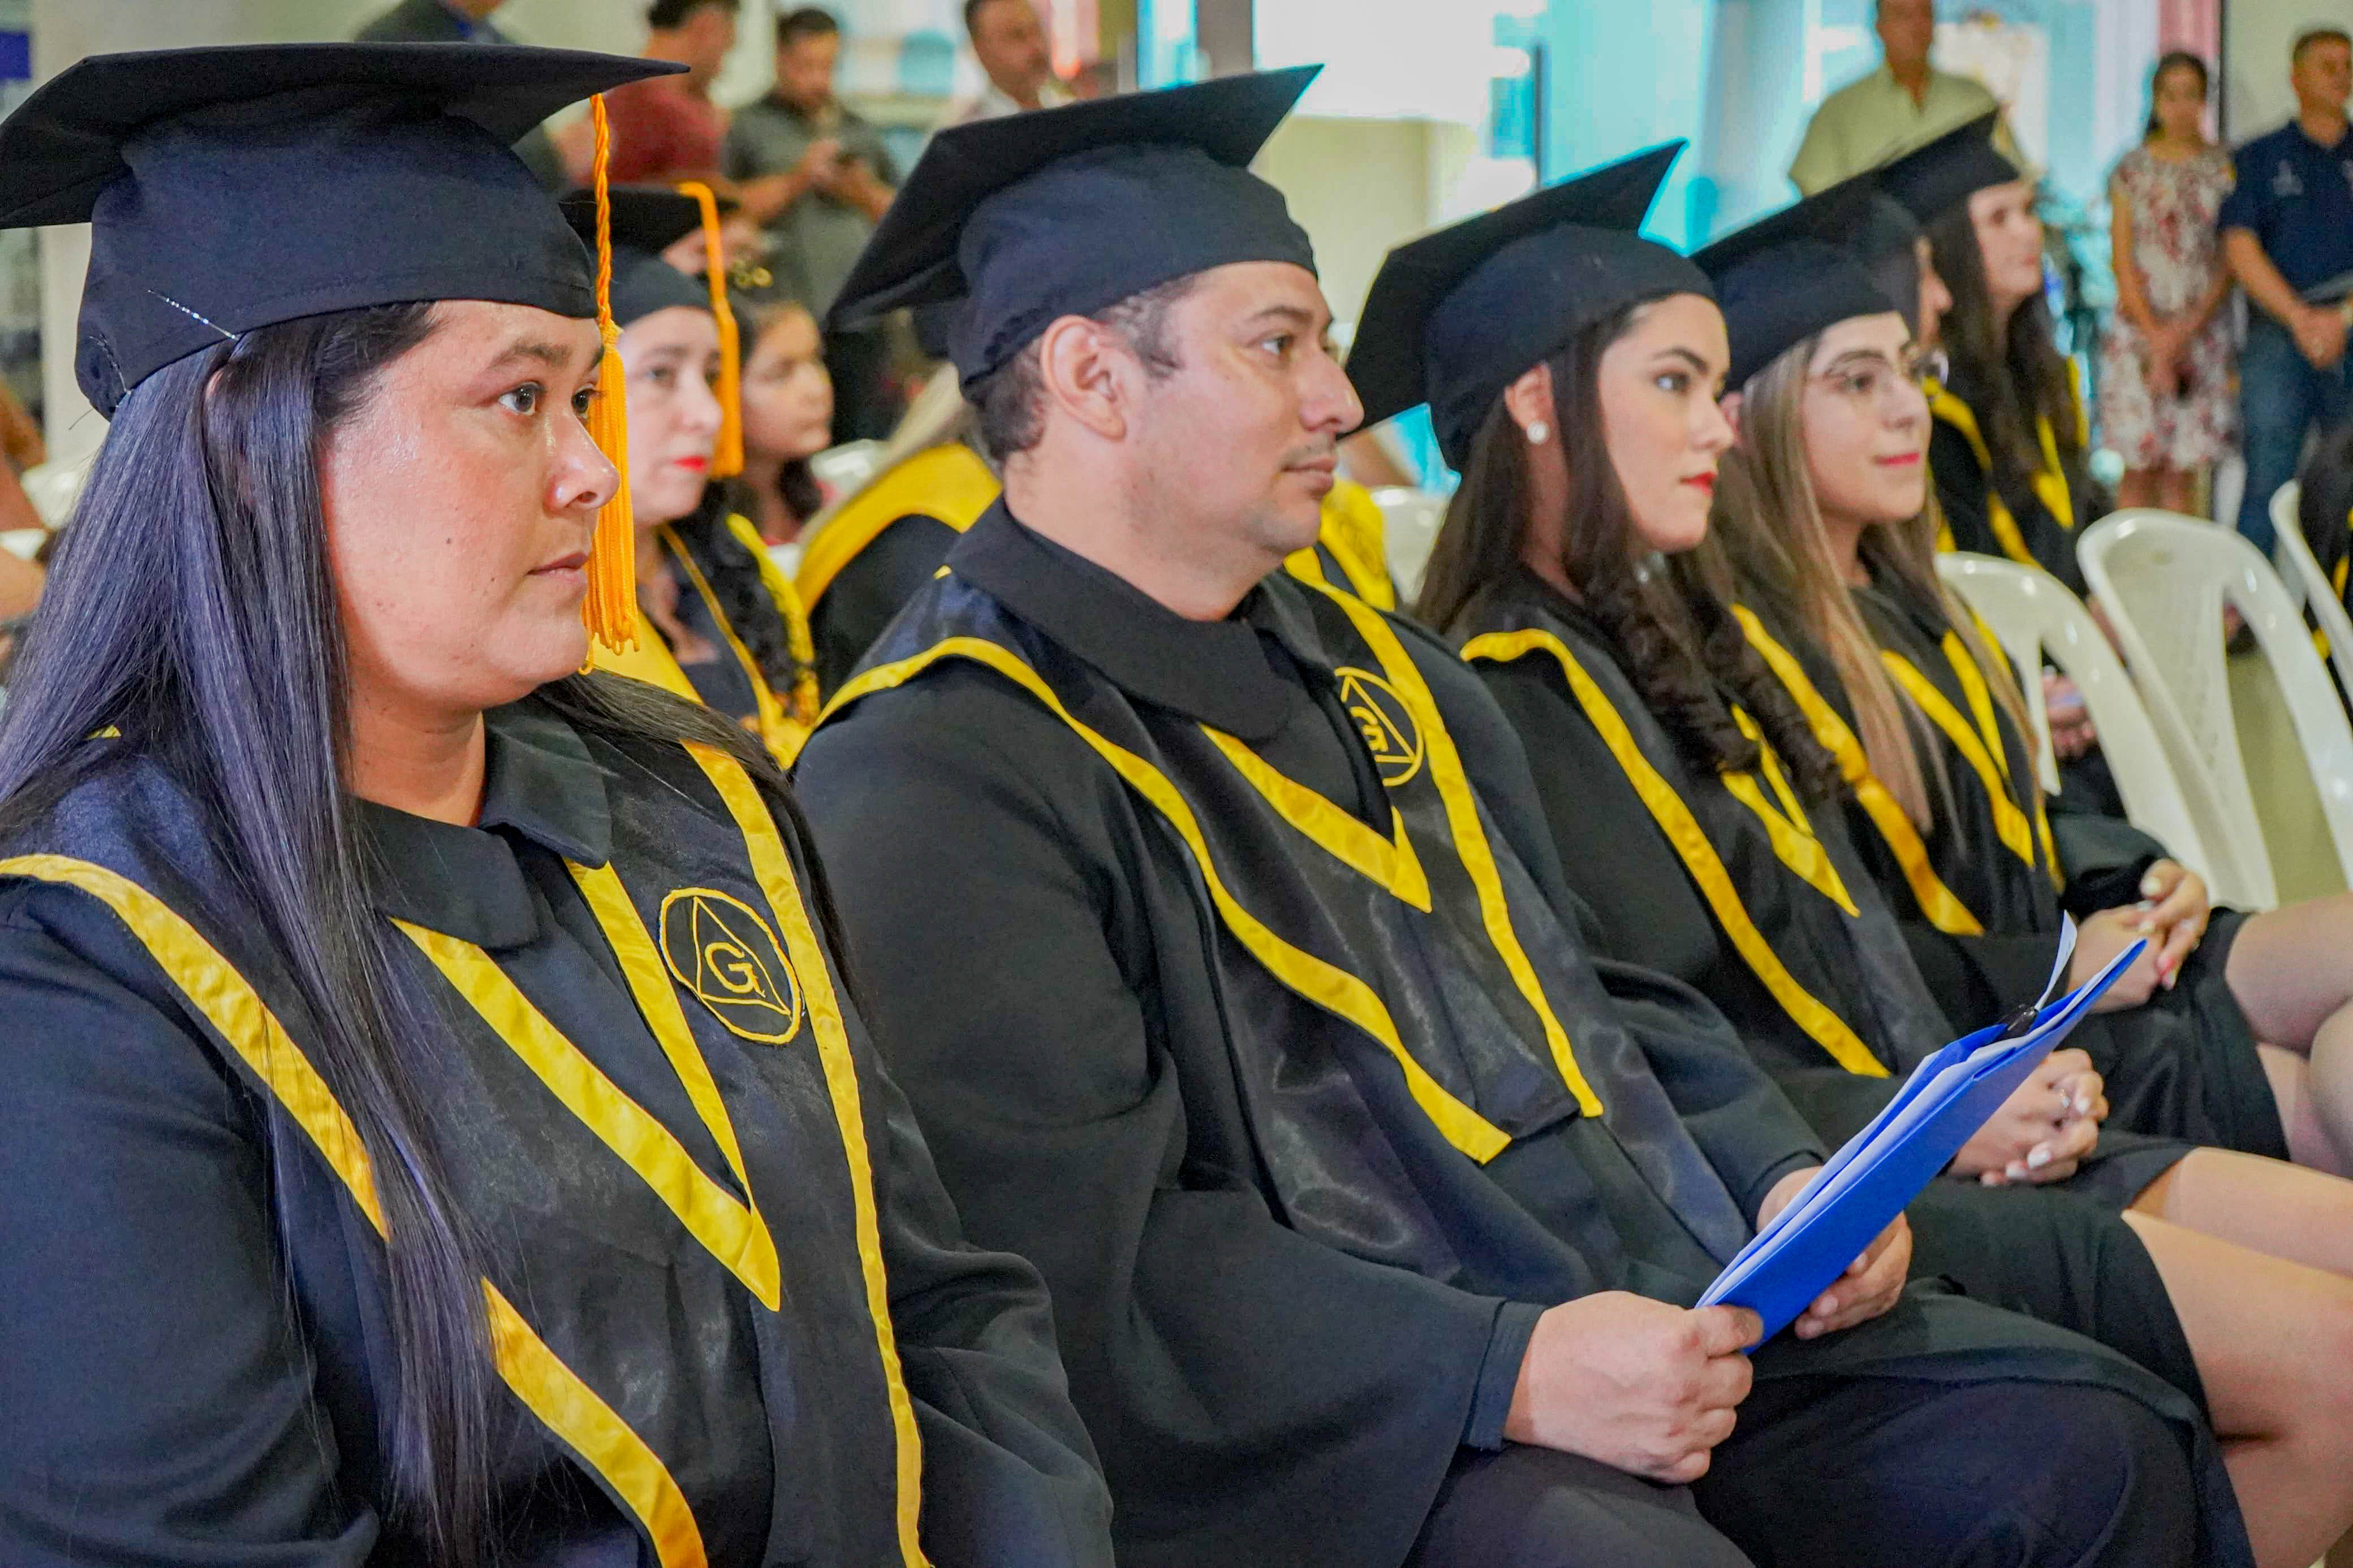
[{"left": 2101, "top": 53, "right": 2236, "bottom": 513}]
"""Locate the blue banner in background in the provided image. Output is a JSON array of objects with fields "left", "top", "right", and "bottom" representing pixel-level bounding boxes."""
[{"left": 0, "top": 33, "right": 29, "bottom": 82}]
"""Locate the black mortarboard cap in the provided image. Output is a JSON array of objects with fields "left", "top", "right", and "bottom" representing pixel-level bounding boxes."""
[
  {"left": 1851, "top": 191, "right": 1923, "bottom": 265},
  {"left": 0, "top": 42, "right": 680, "bottom": 416},
  {"left": 828, "top": 67, "right": 1321, "bottom": 386},
  {"left": 1874, "top": 110, "right": 2021, "bottom": 226},
  {"left": 1696, "top": 185, "right": 1903, "bottom": 388},
  {"left": 561, "top": 185, "right": 713, "bottom": 326},
  {"left": 1346, "top": 142, "right": 1704, "bottom": 472}
]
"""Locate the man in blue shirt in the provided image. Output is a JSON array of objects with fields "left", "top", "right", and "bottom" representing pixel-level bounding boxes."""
[{"left": 2221, "top": 26, "right": 2353, "bottom": 555}]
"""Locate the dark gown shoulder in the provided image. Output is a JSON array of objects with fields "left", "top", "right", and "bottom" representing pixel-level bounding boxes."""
[{"left": 809, "top": 513, "right": 964, "bottom": 696}]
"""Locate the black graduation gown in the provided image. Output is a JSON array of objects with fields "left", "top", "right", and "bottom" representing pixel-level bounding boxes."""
[
  {"left": 811, "top": 512, "right": 965, "bottom": 697},
  {"left": 1928, "top": 369, "right": 2088, "bottom": 598},
  {"left": 795, "top": 503, "right": 2247, "bottom": 1568},
  {"left": 0, "top": 695, "right": 1112, "bottom": 1567},
  {"left": 636, "top": 491, "right": 820, "bottom": 768},
  {"left": 1453, "top": 568, "right": 2201, "bottom": 1399},
  {"left": 1736, "top": 580, "right": 2288, "bottom": 1163},
  {"left": 2296, "top": 446, "right": 2353, "bottom": 705},
  {"left": 1929, "top": 373, "right": 2129, "bottom": 818}
]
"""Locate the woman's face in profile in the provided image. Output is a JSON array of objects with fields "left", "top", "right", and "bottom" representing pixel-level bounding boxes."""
[
  {"left": 1799, "top": 312, "right": 1932, "bottom": 529},
  {"left": 1596, "top": 291, "right": 1735, "bottom": 556},
  {"left": 316, "top": 300, "right": 615, "bottom": 722},
  {"left": 618, "top": 305, "right": 725, "bottom": 528},
  {"left": 741, "top": 306, "right": 835, "bottom": 465},
  {"left": 1967, "top": 181, "right": 2044, "bottom": 313}
]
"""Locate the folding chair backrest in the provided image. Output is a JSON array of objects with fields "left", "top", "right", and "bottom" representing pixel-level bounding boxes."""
[
  {"left": 1370, "top": 486, "right": 1450, "bottom": 604},
  {"left": 18, "top": 452, "right": 89, "bottom": 529},
  {"left": 1934, "top": 552, "right": 2238, "bottom": 904},
  {"left": 2080, "top": 509, "right": 2353, "bottom": 905},
  {"left": 807, "top": 439, "right": 886, "bottom": 495}
]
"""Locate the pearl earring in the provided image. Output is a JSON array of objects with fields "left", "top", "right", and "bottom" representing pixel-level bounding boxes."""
[{"left": 1525, "top": 421, "right": 1550, "bottom": 445}]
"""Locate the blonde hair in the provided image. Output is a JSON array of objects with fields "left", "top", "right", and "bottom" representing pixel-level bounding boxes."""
[{"left": 1701, "top": 330, "right": 2031, "bottom": 830}]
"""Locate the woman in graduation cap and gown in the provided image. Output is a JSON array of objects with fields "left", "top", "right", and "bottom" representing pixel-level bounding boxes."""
[
  {"left": 1880, "top": 114, "right": 2096, "bottom": 600},
  {"left": 575, "top": 183, "right": 822, "bottom": 766},
  {"left": 0, "top": 44, "right": 1112, "bottom": 1568},
  {"left": 1683, "top": 208, "right": 2353, "bottom": 1186},
  {"left": 1351, "top": 153, "right": 2353, "bottom": 1567}
]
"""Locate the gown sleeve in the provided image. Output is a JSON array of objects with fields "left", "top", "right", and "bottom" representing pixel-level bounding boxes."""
[
  {"left": 0, "top": 881, "right": 379, "bottom": 1567},
  {"left": 1931, "top": 419, "right": 1994, "bottom": 557},
  {"left": 1416, "top": 635, "right": 1826, "bottom": 1222},
  {"left": 2047, "top": 806, "right": 2168, "bottom": 918},
  {"left": 801, "top": 889, "right": 1118, "bottom": 1568},
  {"left": 795, "top": 668, "right": 1519, "bottom": 1567}
]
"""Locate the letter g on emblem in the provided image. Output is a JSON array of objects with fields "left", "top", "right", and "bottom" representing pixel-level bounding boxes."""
[{"left": 658, "top": 888, "right": 805, "bottom": 1044}]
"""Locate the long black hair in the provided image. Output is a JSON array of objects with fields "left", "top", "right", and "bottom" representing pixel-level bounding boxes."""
[
  {"left": 1416, "top": 300, "right": 1834, "bottom": 794},
  {"left": 1926, "top": 195, "right": 2086, "bottom": 518},
  {"left": 670, "top": 481, "right": 811, "bottom": 694},
  {"left": 0, "top": 303, "right": 812, "bottom": 1564}
]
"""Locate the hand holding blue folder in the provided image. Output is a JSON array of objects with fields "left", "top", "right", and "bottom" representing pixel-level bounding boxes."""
[{"left": 1700, "top": 921, "right": 2145, "bottom": 1342}]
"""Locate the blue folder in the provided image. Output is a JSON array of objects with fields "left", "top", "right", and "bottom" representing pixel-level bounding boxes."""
[{"left": 1700, "top": 928, "right": 2145, "bottom": 1341}]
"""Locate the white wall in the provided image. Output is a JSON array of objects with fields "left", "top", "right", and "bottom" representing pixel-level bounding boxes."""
[
  {"left": 1252, "top": 114, "right": 1480, "bottom": 333},
  {"left": 27, "top": 0, "right": 788, "bottom": 454},
  {"left": 2225, "top": 0, "right": 2353, "bottom": 139}
]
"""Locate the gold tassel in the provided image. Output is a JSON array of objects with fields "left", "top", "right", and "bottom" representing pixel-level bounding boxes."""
[
  {"left": 677, "top": 179, "right": 744, "bottom": 478},
  {"left": 583, "top": 94, "right": 639, "bottom": 654}
]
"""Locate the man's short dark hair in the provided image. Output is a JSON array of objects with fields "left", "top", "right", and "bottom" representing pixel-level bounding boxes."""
[
  {"left": 777, "top": 6, "right": 841, "bottom": 47},
  {"left": 2294, "top": 26, "right": 2352, "bottom": 64},
  {"left": 971, "top": 274, "right": 1196, "bottom": 462},
  {"left": 963, "top": 0, "right": 1020, "bottom": 37},
  {"left": 647, "top": 0, "right": 738, "bottom": 30}
]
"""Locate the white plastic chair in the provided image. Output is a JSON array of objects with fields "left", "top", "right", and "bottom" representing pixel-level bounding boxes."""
[
  {"left": 1935, "top": 552, "right": 2238, "bottom": 904},
  {"left": 1369, "top": 486, "right": 1448, "bottom": 604},
  {"left": 807, "top": 439, "right": 885, "bottom": 497},
  {"left": 19, "top": 452, "right": 89, "bottom": 529},
  {"left": 2080, "top": 509, "right": 2353, "bottom": 905},
  {"left": 2268, "top": 480, "right": 2353, "bottom": 702}
]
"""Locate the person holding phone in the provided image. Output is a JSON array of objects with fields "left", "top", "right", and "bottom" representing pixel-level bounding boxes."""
[{"left": 725, "top": 7, "right": 903, "bottom": 442}]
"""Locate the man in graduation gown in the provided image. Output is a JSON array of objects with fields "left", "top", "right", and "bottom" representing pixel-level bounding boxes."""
[{"left": 794, "top": 69, "right": 2242, "bottom": 1568}]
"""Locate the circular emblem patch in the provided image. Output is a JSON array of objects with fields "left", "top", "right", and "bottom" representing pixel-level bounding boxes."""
[
  {"left": 657, "top": 888, "right": 805, "bottom": 1044},
  {"left": 1335, "top": 666, "right": 1425, "bottom": 788}
]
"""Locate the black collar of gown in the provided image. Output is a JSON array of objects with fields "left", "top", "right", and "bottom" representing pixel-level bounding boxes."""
[
  {"left": 356, "top": 697, "right": 615, "bottom": 949},
  {"left": 943, "top": 499, "right": 1343, "bottom": 744},
  {"left": 1499, "top": 561, "right": 1608, "bottom": 642}
]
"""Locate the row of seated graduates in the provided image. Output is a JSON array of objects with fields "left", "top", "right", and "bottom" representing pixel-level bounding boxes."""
[
  {"left": 778, "top": 88, "right": 2353, "bottom": 1568},
  {"left": 12, "top": 40, "right": 2352, "bottom": 1567},
  {"left": 482, "top": 76, "right": 2296, "bottom": 1568},
  {"left": 335, "top": 76, "right": 2353, "bottom": 1568}
]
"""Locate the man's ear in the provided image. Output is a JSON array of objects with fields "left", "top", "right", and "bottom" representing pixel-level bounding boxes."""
[
  {"left": 1033, "top": 314, "right": 1133, "bottom": 443},
  {"left": 1500, "top": 361, "right": 1555, "bottom": 440},
  {"left": 1718, "top": 390, "right": 1746, "bottom": 443}
]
